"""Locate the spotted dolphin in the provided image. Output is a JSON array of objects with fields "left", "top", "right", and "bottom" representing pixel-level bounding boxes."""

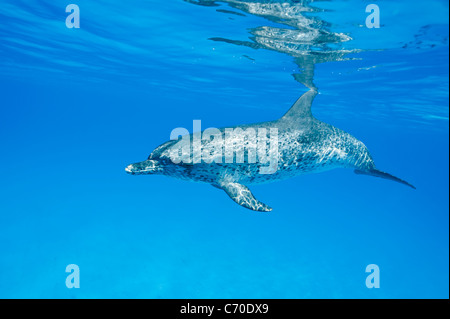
[{"left": 126, "top": 89, "right": 415, "bottom": 212}]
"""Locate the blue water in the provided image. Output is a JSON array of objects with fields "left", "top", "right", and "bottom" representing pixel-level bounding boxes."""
[{"left": 0, "top": 0, "right": 448, "bottom": 299}]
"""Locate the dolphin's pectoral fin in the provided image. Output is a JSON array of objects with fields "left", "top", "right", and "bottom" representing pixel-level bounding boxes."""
[{"left": 219, "top": 182, "right": 272, "bottom": 212}]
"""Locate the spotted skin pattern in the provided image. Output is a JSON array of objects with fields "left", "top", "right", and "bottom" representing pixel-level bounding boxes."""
[{"left": 126, "top": 90, "right": 414, "bottom": 211}]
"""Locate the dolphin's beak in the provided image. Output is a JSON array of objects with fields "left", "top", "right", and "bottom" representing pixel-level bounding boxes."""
[
  {"left": 125, "top": 165, "right": 133, "bottom": 174},
  {"left": 125, "top": 160, "right": 160, "bottom": 175}
]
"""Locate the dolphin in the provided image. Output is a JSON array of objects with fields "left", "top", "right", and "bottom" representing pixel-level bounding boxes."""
[{"left": 125, "top": 89, "right": 415, "bottom": 212}]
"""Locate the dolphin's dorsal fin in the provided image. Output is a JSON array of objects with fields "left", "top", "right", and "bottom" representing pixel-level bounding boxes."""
[{"left": 280, "top": 89, "right": 318, "bottom": 122}]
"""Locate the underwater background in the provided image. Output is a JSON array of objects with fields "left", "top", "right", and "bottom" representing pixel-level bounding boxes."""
[{"left": 0, "top": 0, "right": 448, "bottom": 298}]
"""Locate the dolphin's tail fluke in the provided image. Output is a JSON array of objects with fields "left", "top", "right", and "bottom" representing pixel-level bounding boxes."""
[{"left": 354, "top": 169, "right": 416, "bottom": 190}]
